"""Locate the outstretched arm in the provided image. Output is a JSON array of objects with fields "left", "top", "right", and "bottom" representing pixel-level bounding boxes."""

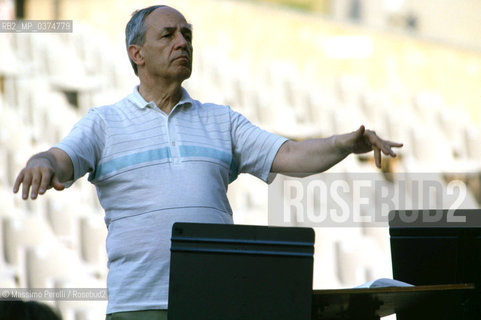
[
  {"left": 13, "top": 148, "right": 74, "bottom": 200},
  {"left": 271, "top": 125, "right": 403, "bottom": 176}
]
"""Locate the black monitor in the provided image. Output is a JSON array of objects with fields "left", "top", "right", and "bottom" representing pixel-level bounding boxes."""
[{"left": 389, "top": 209, "right": 481, "bottom": 286}]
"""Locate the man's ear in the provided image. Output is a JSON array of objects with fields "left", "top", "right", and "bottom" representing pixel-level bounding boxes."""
[{"left": 128, "top": 44, "right": 144, "bottom": 69}]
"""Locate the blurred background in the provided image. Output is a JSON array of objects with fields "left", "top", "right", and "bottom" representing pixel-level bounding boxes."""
[{"left": 0, "top": 0, "right": 480, "bottom": 319}]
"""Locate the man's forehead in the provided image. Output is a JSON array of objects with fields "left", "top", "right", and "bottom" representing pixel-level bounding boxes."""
[{"left": 146, "top": 6, "right": 191, "bottom": 30}]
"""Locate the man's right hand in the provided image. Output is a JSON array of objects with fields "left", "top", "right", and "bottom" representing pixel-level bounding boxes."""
[{"left": 13, "top": 148, "right": 73, "bottom": 200}]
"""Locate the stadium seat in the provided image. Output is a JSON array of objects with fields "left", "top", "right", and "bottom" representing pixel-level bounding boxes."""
[
  {"left": 79, "top": 215, "right": 108, "bottom": 279},
  {"left": 3, "top": 215, "right": 56, "bottom": 287},
  {"left": 25, "top": 243, "right": 98, "bottom": 289}
]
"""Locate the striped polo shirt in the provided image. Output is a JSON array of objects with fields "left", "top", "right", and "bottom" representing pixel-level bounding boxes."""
[{"left": 54, "top": 86, "right": 287, "bottom": 314}]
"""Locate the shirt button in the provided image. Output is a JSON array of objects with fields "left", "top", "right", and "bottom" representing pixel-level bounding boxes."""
[{"left": 171, "top": 141, "right": 176, "bottom": 146}]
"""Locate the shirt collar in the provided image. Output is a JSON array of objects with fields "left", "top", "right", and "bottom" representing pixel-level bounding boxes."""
[{"left": 129, "top": 85, "right": 193, "bottom": 110}]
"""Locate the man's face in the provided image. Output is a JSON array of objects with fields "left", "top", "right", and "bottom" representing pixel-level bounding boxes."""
[{"left": 140, "top": 7, "right": 193, "bottom": 82}]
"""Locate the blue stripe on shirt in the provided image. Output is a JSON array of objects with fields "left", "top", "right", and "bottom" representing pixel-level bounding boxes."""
[
  {"left": 178, "top": 145, "right": 232, "bottom": 166},
  {"left": 93, "top": 145, "right": 232, "bottom": 180},
  {"left": 93, "top": 147, "right": 172, "bottom": 180}
]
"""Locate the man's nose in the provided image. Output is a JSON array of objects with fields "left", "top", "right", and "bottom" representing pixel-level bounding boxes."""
[{"left": 174, "top": 32, "right": 190, "bottom": 49}]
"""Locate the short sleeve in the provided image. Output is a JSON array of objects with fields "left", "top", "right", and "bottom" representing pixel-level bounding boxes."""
[
  {"left": 229, "top": 108, "right": 287, "bottom": 183},
  {"left": 54, "top": 108, "right": 106, "bottom": 184}
]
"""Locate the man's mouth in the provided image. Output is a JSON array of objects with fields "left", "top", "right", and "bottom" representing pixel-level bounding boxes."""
[{"left": 174, "top": 55, "right": 189, "bottom": 63}]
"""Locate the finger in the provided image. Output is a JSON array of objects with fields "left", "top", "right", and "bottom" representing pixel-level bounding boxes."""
[
  {"left": 363, "top": 129, "right": 378, "bottom": 151},
  {"left": 386, "top": 141, "right": 403, "bottom": 148},
  {"left": 13, "top": 170, "right": 25, "bottom": 194},
  {"left": 373, "top": 145, "right": 381, "bottom": 168},
  {"left": 21, "top": 172, "right": 33, "bottom": 200},
  {"left": 30, "top": 170, "right": 43, "bottom": 199},
  {"left": 38, "top": 168, "right": 53, "bottom": 195},
  {"left": 51, "top": 176, "right": 65, "bottom": 191},
  {"left": 382, "top": 141, "right": 403, "bottom": 155},
  {"left": 378, "top": 142, "right": 397, "bottom": 157},
  {"left": 355, "top": 125, "right": 365, "bottom": 139},
  {"left": 366, "top": 132, "right": 401, "bottom": 157},
  {"left": 380, "top": 141, "right": 404, "bottom": 157}
]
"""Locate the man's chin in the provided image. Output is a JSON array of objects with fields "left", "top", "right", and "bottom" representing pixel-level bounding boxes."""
[{"left": 177, "top": 67, "right": 192, "bottom": 81}]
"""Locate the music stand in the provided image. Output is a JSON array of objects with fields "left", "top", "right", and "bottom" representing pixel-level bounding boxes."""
[
  {"left": 388, "top": 209, "right": 481, "bottom": 319},
  {"left": 168, "top": 222, "right": 315, "bottom": 320}
]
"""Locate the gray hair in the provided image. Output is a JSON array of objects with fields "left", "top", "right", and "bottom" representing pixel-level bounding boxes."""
[{"left": 125, "top": 5, "right": 166, "bottom": 76}]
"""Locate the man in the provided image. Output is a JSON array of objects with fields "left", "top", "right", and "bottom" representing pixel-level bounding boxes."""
[{"left": 13, "top": 5, "right": 402, "bottom": 320}]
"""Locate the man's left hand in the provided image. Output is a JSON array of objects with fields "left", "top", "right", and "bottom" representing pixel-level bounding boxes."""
[{"left": 343, "top": 125, "right": 403, "bottom": 168}]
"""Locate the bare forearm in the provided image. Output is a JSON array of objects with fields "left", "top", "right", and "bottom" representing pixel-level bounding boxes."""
[
  {"left": 271, "top": 125, "right": 403, "bottom": 177},
  {"left": 271, "top": 136, "right": 350, "bottom": 176}
]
